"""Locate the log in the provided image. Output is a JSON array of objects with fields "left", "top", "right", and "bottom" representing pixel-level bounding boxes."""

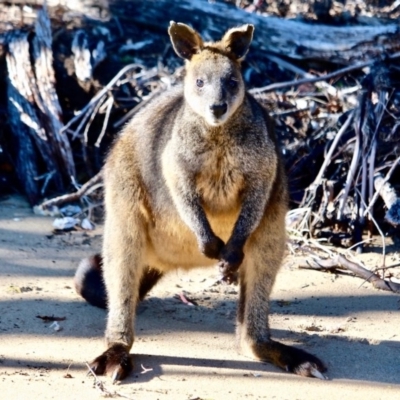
[
  {"left": 5, "top": 6, "right": 76, "bottom": 204},
  {"left": 6, "top": 30, "right": 63, "bottom": 204},
  {"left": 109, "top": 0, "right": 400, "bottom": 64},
  {"left": 2, "top": 1, "right": 400, "bottom": 65},
  {"left": 33, "top": 8, "right": 76, "bottom": 182}
]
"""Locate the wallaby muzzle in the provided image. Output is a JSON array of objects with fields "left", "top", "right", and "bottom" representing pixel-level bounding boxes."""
[{"left": 210, "top": 103, "right": 228, "bottom": 119}]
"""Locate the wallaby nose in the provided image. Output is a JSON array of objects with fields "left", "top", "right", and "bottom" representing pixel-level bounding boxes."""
[{"left": 210, "top": 103, "right": 227, "bottom": 118}]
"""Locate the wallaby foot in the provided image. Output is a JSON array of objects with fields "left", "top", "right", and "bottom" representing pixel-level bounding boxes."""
[
  {"left": 90, "top": 344, "right": 132, "bottom": 382},
  {"left": 74, "top": 255, "right": 107, "bottom": 309},
  {"left": 75, "top": 256, "right": 164, "bottom": 309},
  {"left": 252, "top": 340, "right": 327, "bottom": 379}
]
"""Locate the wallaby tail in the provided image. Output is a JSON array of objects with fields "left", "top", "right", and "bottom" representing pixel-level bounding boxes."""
[{"left": 74, "top": 254, "right": 107, "bottom": 309}]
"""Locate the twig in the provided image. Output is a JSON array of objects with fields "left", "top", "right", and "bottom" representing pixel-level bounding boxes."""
[
  {"left": 113, "top": 89, "right": 162, "bottom": 129},
  {"left": 363, "top": 156, "right": 400, "bottom": 217},
  {"left": 38, "top": 170, "right": 103, "bottom": 209},
  {"left": 250, "top": 51, "right": 400, "bottom": 94},
  {"left": 85, "top": 363, "right": 134, "bottom": 399},
  {"left": 375, "top": 262, "right": 400, "bottom": 271},
  {"left": 61, "top": 63, "right": 143, "bottom": 133},
  {"left": 95, "top": 95, "right": 114, "bottom": 147},
  {"left": 310, "top": 111, "right": 354, "bottom": 191},
  {"left": 337, "top": 94, "right": 366, "bottom": 220},
  {"left": 261, "top": 54, "right": 338, "bottom": 97},
  {"left": 83, "top": 95, "right": 108, "bottom": 144}
]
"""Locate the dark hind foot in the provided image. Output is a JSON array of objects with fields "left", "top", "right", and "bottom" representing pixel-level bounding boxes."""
[
  {"left": 253, "top": 340, "right": 327, "bottom": 379},
  {"left": 90, "top": 344, "right": 133, "bottom": 382},
  {"left": 74, "top": 255, "right": 107, "bottom": 309}
]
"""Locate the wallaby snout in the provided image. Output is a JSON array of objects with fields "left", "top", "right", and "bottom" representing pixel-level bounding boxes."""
[{"left": 210, "top": 103, "right": 228, "bottom": 119}]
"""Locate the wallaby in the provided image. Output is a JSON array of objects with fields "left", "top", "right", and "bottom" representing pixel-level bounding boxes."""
[{"left": 75, "top": 22, "right": 326, "bottom": 381}]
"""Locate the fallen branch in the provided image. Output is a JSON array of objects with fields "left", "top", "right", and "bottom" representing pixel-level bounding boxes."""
[
  {"left": 38, "top": 170, "right": 103, "bottom": 210},
  {"left": 302, "top": 254, "right": 400, "bottom": 294}
]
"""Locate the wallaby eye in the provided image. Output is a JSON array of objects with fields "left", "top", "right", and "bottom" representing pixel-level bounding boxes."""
[
  {"left": 228, "top": 78, "right": 238, "bottom": 89},
  {"left": 196, "top": 79, "right": 204, "bottom": 88}
]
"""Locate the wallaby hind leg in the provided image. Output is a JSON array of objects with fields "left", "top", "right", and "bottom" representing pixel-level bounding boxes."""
[
  {"left": 88, "top": 264, "right": 162, "bottom": 382},
  {"left": 237, "top": 224, "right": 326, "bottom": 378},
  {"left": 74, "top": 256, "right": 163, "bottom": 309},
  {"left": 89, "top": 183, "right": 147, "bottom": 382},
  {"left": 139, "top": 267, "right": 163, "bottom": 300}
]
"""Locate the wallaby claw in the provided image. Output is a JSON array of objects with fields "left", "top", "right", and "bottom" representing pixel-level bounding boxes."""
[
  {"left": 310, "top": 368, "right": 328, "bottom": 380},
  {"left": 90, "top": 344, "right": 132, "bottom": 382},
  {"left": 218, "top": 245, "right": 244, "bottom": 283},
  {"left": 291, "top": 361, "right": 327, "bottom": 379}
]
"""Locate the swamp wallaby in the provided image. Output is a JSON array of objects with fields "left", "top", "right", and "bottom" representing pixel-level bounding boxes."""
[{"left": 75, "top": 22, "right": 326, "bottom": 381}]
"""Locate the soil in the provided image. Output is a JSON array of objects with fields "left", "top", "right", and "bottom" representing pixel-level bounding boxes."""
[{"left": 1, "top": 195, "right": 400, "bottom": 400}]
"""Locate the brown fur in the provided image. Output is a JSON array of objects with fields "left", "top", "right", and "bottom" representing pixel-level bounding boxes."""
[{"left": 84, "top": 22, "right": 326, "bottom": 381}]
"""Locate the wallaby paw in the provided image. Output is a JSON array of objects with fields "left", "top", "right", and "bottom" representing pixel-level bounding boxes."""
[
  {"left": 218, "top": 262, "right": 239, "bottom": 285},
  {"left": 218, "top": 246, "right": 244, "bottom": 283},
  {"left": 201, "top": 235, "right": 224, "bottom": 259},
  {"left": 284, "top": 348, "right": 327, "bottom": 379},
  {"left": 89, "top": 344, "right": 132, "bottom": 382}
]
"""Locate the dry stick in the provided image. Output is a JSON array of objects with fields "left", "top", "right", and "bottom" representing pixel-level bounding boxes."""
[
  {"left": 61, "top": 63, "right": 143, "bottom": 133},
  {"left": 83, "top": 95, "right": 108, "bottom": 144},
  {"left": 301, "top": 111, "right": 354, "bottom": 209},
  {"left": 311, "top": 111, "right": 355, "bottom": 189},
  {"left": 259, "top": 54, "right": 338, "bottom": 96},
  {"left": 375, "top": 262, "right": 400, "bottom": 271},
  {"left": 363, "top": 155, "right": 400, "bottom": 216},
  {"left": 95, "top": 95, "right": 114, "bottom": 148},
  {"left": 337, "top": 96, "right": 366, "bottom": 220},
  {"left": 85, "top": 363, "right": 133, "bottom": 399},
  {"left": 303, "top": 254, "right": 400, "bottom": 293},
  {"left": 358, "top": 102, "right": 370, "bottom": 228},
  {"left": 367, "top": 90, "right": 387, "bottom": 225},
  {"left": 33, "top": 7, "right": 76, "bottom": 181},
  {"left": 71, "top": 103, "right": 97, "bottom": 140},
  {"left": 250, "top": 51, "right": 400, "bottom": 94},
  {"left": 38, "top": 170, "right": 103, "bottom": 209},
  {"left": 113, "top": 88, "right": 163, "bottom": 129}
]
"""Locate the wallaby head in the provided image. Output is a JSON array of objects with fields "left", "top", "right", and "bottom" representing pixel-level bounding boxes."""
[{"left": 168, "top": 22, "right": 254, "bottom": 126}]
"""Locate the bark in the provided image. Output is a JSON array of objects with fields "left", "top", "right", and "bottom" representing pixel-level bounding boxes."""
[
  {"left": 374, "top": 174, "right": 400, "bottom": 226},
  {"left": 108, "top": 0, "right": 400, "bottom": 64},
  {"left": 5, "top": 7, "right": 76, "bottom": 204},
  {"left": 2, "top": 0, "right": 400, "bottom": 64}
]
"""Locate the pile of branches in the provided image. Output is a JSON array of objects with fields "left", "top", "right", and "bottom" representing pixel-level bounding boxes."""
[
  {"left": 258, "top": 56, "right": 400, "bottom": 251},
  {"left": 1, "top": 1, "right": 400, "bottom": 259}
]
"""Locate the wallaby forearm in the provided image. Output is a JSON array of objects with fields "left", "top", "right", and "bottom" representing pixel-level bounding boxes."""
[{"left": 169, "top": 174, "right": 224, "bottom": 259}]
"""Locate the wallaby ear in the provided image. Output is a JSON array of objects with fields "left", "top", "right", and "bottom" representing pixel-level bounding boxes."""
[
  {"left": 221, "top": 24, "right": 254, "bottom": 60},
  {"left": 168, "top": 21, "right": 204, "bottom": 60}
]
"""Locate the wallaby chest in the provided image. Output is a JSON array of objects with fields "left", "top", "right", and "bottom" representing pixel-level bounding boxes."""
[{"left": 194, "top": 144, "right": 244, "bottom": 213}]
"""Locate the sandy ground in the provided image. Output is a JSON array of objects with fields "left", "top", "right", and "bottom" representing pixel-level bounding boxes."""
[{"left": 0, "top": 195, "right": 399, "bottom": 400}]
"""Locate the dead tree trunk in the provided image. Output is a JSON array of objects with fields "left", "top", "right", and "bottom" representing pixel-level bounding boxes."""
[
  {"left": 5, "top": 7, "right": 75, "bottom": 204},
  {"left": 2, "top": 0, "right": 400, "bottom": 65},
  {"left": 109, "top": 0, "right": 400, "bottom": 64}
]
